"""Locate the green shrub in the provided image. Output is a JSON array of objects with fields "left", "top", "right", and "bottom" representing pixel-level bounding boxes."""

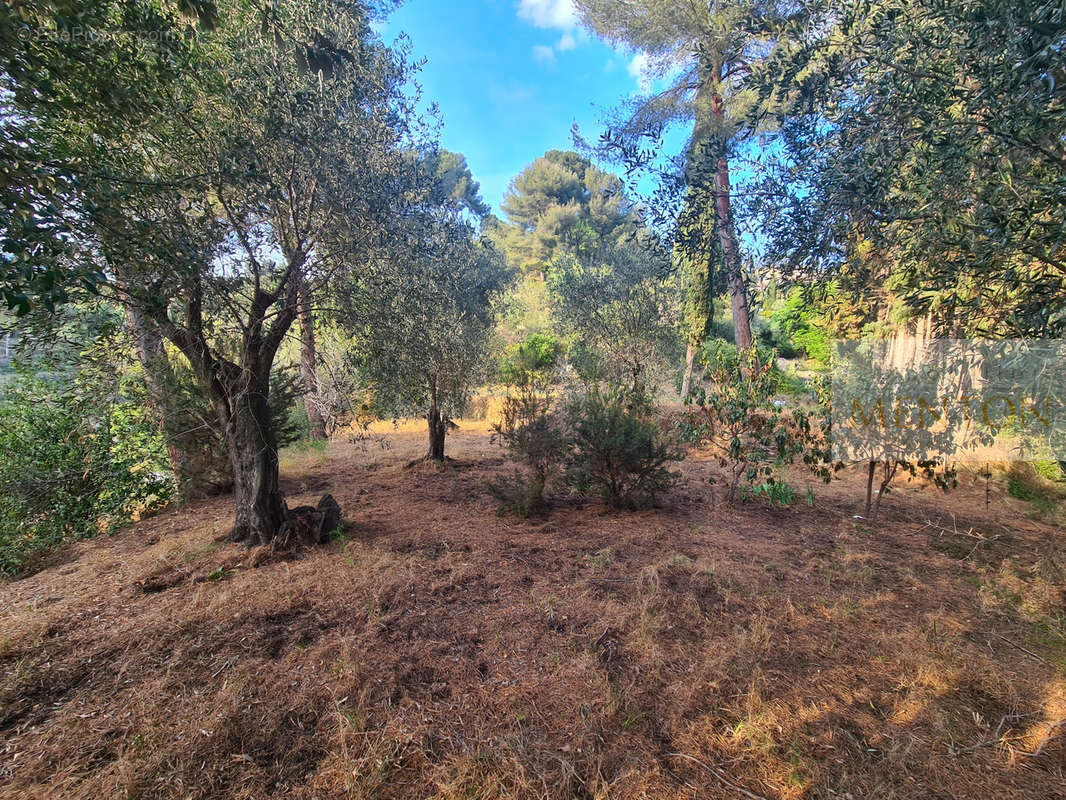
[
  {"left": 1007, "top": 463, "right": 1065, "bottom": 516},
  {"left": 767, "top": 285, "right": 832, "bottom": 365},
  {"left": 0, "top": 376, "right": 173, "bottom": 574},
  {"left": 490, "top": 335, "right": 566, "bottom": 516},
  {"left": 487, "top": 470, "right": 553, "bottom": 518},
  {"left": 743, "top": 480, "right": 798, "bottom": 507},
  {"left": 489, "top": 402, "right": 566, "bottom": 517},
  {"left": 698, "top": 339, "right": 812, "bottom": 398},
  {"left": 565, "top": 388, "right": 682, "bottom": 509},
  {"left": 681, "top": 347, "right": 834, "bottom": 502},
  {"left": 498, "top": 333, "right": 562, "bottom": 387},
  {"left": 1033, "top": 460, "right": 1066, "bottom": 483}
]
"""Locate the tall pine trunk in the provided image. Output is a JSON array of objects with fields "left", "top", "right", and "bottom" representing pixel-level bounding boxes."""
[
  {"left": 691, "top": 57, "right": 754, "bottom": 355},
  {"left": 713, "top": 155, "right": 754, "bottom": 353}
]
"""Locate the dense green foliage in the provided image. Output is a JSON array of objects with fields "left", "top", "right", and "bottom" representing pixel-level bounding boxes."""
[
  {"left": 765, "top": 285, "right": 832, "bottom": 364},
  {"left": 753, "top": 0, "right": 1066, "bottom": 337},
  {"left": 548, "top": 243, "right": 678, "bottom": 396},
  {"left": 495, "top": 150, "right": 637, "bottom": 275},
  {"left": 0, "top": 0, "right": 214, "bottom": 314},
  {"left": 3, "top": 0, "right": 427, "bottom": 544},
  {"left": 0, "top": 330, "right": 174, "bottom": 573},
  {"left": 565, "top": 387, "right": 681, "bottom": 510},
  {"left": 491, "top": 336, "right": 682, "bottom": 514}
]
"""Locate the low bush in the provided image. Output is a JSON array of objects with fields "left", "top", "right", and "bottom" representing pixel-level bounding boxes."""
[
  {"left": 743, "top": 480, "right": 798, "bottom": 507},
  {"left": 488, "top": 401, "right": 566, "bottom": 516},
  {"left": 489, "top": 335, "right": 566, "bottom": 516},
  {"left": 680, "top": 346, "right": 834, "bottom": 501},
  {"left": 487, "top": 470, "right": 553, "bottom": 518},
  {"left": 565, "top": 387, "right": 681, "bottom": 510}
]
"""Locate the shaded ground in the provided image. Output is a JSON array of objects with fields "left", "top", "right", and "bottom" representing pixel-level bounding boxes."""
[{"left": 1, "top": 421, "right": 1064, "bottom": 799}]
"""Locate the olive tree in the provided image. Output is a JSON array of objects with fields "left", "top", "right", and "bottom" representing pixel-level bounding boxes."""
[
  {"left": 0, "top": 0, "right": 217, "bottom": 314},
  {"left": 7, "top": 0, "right": 419, "bottom": 544},
  {"left": 751, "top": 0, "right": 1066, "bottom": 338},
  {"left": 345, "top": 202, "right": 508, "bottom": 461}
]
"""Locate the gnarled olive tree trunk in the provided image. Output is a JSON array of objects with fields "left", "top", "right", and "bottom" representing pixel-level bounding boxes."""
[
  {"left": 427, "top": 406, "right": 447, "bottom": 461},
  {"left": 224, "top": 376, "right": 287, "bottom": 545},
  {"left": 147, "top": 280, "right": 298, "bottom": 544}
]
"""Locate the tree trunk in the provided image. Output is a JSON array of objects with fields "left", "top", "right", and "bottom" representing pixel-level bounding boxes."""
[
  {"left": 427, "top": 405, "right": 446, "bottom": 461},
  {"left": 125, "top": 305, "right": 192, "bottom": 491},
  {"left": 681, "top": 341, "right": 698, "bottom": 400},
  {"left": 873, "top": 462, "right": 897, "bottom": 521},
  {"left": 865, "top": 459, "right": 876, "bottom": 518},
  {"left": 297, "top": 280, "right": 327, "bottom": 441},
  {"left": 692, "top": 55, "right": 754, "bottom": 356},
  {"left": 713, "top": 156, "right": 754, "bottom": 352},
  {"left": 226, "top": 379, "right": 287, "bottom": 545}
]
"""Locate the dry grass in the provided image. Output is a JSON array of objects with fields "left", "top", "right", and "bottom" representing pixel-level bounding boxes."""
[{"left": 1, "top": 420, "right": 1064, "bottom": 799}]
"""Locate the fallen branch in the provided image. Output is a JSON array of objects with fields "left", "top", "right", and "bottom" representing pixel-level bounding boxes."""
[
  {"left": 665, "top": 752, "right": 770, "bottom": 800},
  {"left": 593, "top": 627, "right": 610, "bottom": 648},
  {"left": 917, "top": 517, "right": 1000, "bottom": 560},
  {"left": 993, "top": 633, "right": 1049, "bottom": 665},
  {"left": 948, "top": 712, "right": 1035, "bottom": 755}
]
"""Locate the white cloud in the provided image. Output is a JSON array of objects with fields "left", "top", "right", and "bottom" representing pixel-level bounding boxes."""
[
  {"left": 518, "top": 0, "right": 578, "bottom": 31},
  {"left": 627, "top": 51, "right": 653, "bottom": 92},
  {"left": 557, "top": 31, "right": 577, "bottom": 52},
  {"left": 532, "top": 44, "right": 557, "bottom": 65}
]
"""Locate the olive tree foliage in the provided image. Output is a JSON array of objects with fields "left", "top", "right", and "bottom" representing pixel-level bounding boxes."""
[
  {"left": 0, "top": 0, "right": 219, "bottom": 314},
  {"left": 750, "top": 0, "right": 1066, "bottom": 338},
  {"left": 5, "top": 0, "right": 420, "bottom": 544},
  {"left": 574, "top": 0, "right": 810, "bottom": 361},
  {"left": 343, "top": 171, "right": 508, "bottom": 461},
  {"left": 549, "top": 239, "right": 678, "bottom": 401}
]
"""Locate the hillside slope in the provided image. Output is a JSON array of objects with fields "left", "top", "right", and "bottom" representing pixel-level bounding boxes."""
[{"left": 1, "top": 428, "right": 1064, "bottom": 799}]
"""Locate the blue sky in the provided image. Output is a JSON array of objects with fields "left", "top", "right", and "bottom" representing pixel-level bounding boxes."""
[{"left": 379, "top": 0, "right": 688, "bottom": 215}]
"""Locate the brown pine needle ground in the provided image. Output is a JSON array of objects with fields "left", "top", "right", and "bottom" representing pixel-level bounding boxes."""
[{"left": 1, "top": 424, "right": 1064, "bottom": 799}]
